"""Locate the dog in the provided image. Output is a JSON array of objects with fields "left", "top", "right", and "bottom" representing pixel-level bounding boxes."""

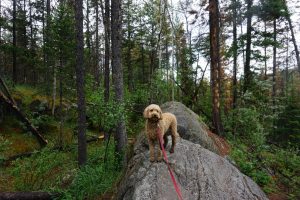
[{"left": 143, "top": 104, "right": 178, "bottom": 162}]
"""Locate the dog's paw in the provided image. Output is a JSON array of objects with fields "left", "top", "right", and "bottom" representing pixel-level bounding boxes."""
[
  {"left": 157, "top": 156, "right": 163, "bottom": 162},
  {"left": 150, "top": 157, "right": 155, "bottom": 162}
]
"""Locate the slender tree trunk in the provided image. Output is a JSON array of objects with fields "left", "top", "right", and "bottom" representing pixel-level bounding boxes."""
[
  {"left": 111, "top": 0, "right": 127, "bottom": 165},
  {"left": 126, "top": 0, "right": 133, "bottom": 92},
  {"left": 29, "top": 0, "right": 36, "bottom": 85},
  {"left": 272, "top": 19, "right": 277, "bottom": 108},
  {"left": 209, "top": 0, "right": 224, "bottom": 135},
  {"left": 59, "top": 58, "right": 63, "bottom": 148},
  {"left": 75, "top": 0, "right": 87, "bottom": 167},
  {"left": 149, "top": 23, "right": 155, "bottom": 102},
  {"left": 51, "top": 69, "right": 56, "bottom": 115},
  {"left": 42, "top": 0, "right": 46, "bottom": 83},
  {"left": 0, "top": 0, "right": 3, "bottom": 74},
  {"left": 100, "top": 0, "right": 110, "bottom": 102},
  {"left": 95, "top": 0, "right": 100, "bottom": 86},
  {"left": 45, "top": 0, "right": 51, "bottom": 96},
  {"left": 232, "top": 0, "right": 237, "bottom": 110},
  {"left": 141, "top": 41, "right": 145, "bottom": 83},
  {"left": 100, "top": 0, "right": 110, "bottom": 141},
  {"left": 264, "top": 20, "right": 267, "bottom": 79},
  {"left": 12, "top": 0, "right": 17, "bottom": 83},
  {"left": 22, "top": 0, "right": 27, "bottom": 83},
  {"left": 86, "top": 0, "right": 91, "bottom": 53},
  {"left": 284, "top": 3, "right": 300, "bottom": 72},
  {"left": 244, "top": 0, "right": 253, "bottom": 93},
  {"left": 272, "top": 18, "right": 277, "bottom": 134}
]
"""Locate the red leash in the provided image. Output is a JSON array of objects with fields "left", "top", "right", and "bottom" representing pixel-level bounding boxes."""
[{"left": 157, "top": 126, "right": 184, "bottom": 200}]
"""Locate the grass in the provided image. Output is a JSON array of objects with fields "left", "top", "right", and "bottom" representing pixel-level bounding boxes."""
[
  {"left": 1, "top": 139, "right": 122, "bottom": 199},
  {"left": 0, "top": 84, "right": 132, "bottom": 199},
  {"left": 0, "top": 117, "right": 40, "bottom": 158}
]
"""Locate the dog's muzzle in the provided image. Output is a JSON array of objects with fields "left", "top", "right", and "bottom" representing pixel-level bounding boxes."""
[{"left": 149, "top": 115, "right": 159, "bottom": 122}]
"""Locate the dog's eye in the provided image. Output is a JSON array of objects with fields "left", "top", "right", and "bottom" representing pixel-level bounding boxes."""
[{"left": 150, "top": 109, "right": 153, "bottom": 112}]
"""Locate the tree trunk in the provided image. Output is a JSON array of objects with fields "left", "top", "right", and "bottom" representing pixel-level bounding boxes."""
[
  {"left": 284, "top": 2, "right": 300, "bottom": 72},
  {"left": 264, "top": 20, "right": 267, "bottom": 79},
  {"left": 0, "top": 0, "right": 2, "bottom": 74},
  {"left": 12, "top": 0, "right": 17, "bottom": 83},
  {"left": 44, "top": 0, "right": 51, "bottom": 95},
  {"left": 100, "top": 0, "right": 110, "bottom": 102},
  {"left": 95, "top": 0, "right": 100, "bottom": 86},
  {"left": 244, "top": 0, "right": 253, "bottom": 93},
  {"left": 209, "top": 0, "right": 224, "bottom": 135},
  {"left": 232, "top": 0, "right": 237, "bottom": 110},
  {"left": 111, "top": 0, "right": 127, "bottom": 165},
  {"left": 59, "top": 58, "right": 63, "bottom": 148},
  {"left": 75, "top": 0, "right": 87, "bottom": 167},
  {"left": 126, "top": 0, "right": 133, "bottom": 92},
  {"left": 272, "top": 19, "right": 277, "bottom": 109},
  {"left": 51, "top": 69, "right": 56, "bottom": 115}
]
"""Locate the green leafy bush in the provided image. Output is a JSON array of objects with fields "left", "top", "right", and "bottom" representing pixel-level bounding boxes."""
[
  {"left": 265, "top": 148, "right": 300, "bottom": 199},
  {"left": 229, "top": 141, "right": 273, "bottom": 193},
  {"left": 87, "top": 90, "right": 124, "bottom": 133},
  {"left": 225, "top": 107, "right": 265, "bottom": 150}
]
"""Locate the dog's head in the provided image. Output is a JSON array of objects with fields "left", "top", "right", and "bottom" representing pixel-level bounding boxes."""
[{"left": 143, "top": 104, "right": 162, "bottom": 121}]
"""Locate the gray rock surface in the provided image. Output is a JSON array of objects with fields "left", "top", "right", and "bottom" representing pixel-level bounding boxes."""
[
  {"left": 117, "top": 134, "right": 268, "bottom": 200},
  {"left": 160, "top": 101, "right": 219, "bottom": 154},
  {"left": 116, "top": 102, "right": 268, "bottom": 200}
]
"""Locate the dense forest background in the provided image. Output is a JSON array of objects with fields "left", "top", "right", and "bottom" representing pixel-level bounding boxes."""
[{"left": 0, "top": 0, "right": 299, "bottom": 199}]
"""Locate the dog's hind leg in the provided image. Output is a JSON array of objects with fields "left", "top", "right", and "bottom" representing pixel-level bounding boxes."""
[
  {"left": 170, "top": 123, "right": 177, "bottom": 153},
  {"left": 163, "top": 134, "right": 168, "bottom": 149}
]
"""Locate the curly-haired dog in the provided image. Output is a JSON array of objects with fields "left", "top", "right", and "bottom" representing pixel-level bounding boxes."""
[{"left": 143, "top": 104, "right": 178, "bottom": 162}]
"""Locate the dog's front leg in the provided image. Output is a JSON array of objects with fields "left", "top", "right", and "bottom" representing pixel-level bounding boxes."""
[
  {"left": 157, "top": 147, "right": 162, "bottom": 162},
  {"left": 149, "top": 139, "right": 155, "bottom": 162}
]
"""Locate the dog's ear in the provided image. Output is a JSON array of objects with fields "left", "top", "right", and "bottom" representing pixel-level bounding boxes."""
[
  {"left": 158, "top": 109, "right": 162, "bottom": 119},
  {"left": 143, "top": 107, "right": 149, "bottom": 118}
]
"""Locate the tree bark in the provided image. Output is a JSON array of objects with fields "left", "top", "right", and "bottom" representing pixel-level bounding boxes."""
[
  {"left": 272, "top": 19, "right": 277, "bottom": 108},
  {"left": 126, "top": 0, "right": 133, "bottom": 92},
  {"left": 209, "top": 0, "right": 224, "bottom": 135},
  {"left": 12, "top": 0, "right": 17, "bottom": 83},
  {"left": 95, "top": 0, "right": 100, "bottom": 86},
  {"left": 100, "top": 0, "right": 111, "bottom": 102},
  {"left": 0, "top": 0, "right": 2, "bottom": 74},
  {"left": 111, "top": 0, "right": 127, "bottom": 164},
  {"left": 232, "top": 0, "right": 237, "bottom": 110},
  {"left": 244, "top": 0, "right": 253, "bottom": 93},
  {"left": 75, "top": 0, "right": 87, "bottom": 167},
  {"left": 284, "top": 2, "right": 300, "bottom": 72}
]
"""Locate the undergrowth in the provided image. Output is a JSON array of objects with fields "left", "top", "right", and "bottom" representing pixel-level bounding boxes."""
[
  {"left": 7, "top": 141, "right": 121, "bottom": 199},
  {"left": 228, "top": 137, "right": 300, "bottom": 199}
]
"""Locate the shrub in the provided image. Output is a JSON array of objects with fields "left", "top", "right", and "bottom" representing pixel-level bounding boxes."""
[
  {"left": 225, "top": 107, "right": 265, "bottom": 150},
  {"left": 229, "top": 140, "right": 273, "bottom": 193}
]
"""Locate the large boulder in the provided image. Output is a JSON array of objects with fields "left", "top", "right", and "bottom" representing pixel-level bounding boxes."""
[
  {"left": 117, "top": 134, "right": 268, "bottom": 200},
  {"left": 116, "top": 102, "right": 268, "bottom": 200},
  {"left": 161, "top": 101, "right": 219, "bottom": 154}
]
